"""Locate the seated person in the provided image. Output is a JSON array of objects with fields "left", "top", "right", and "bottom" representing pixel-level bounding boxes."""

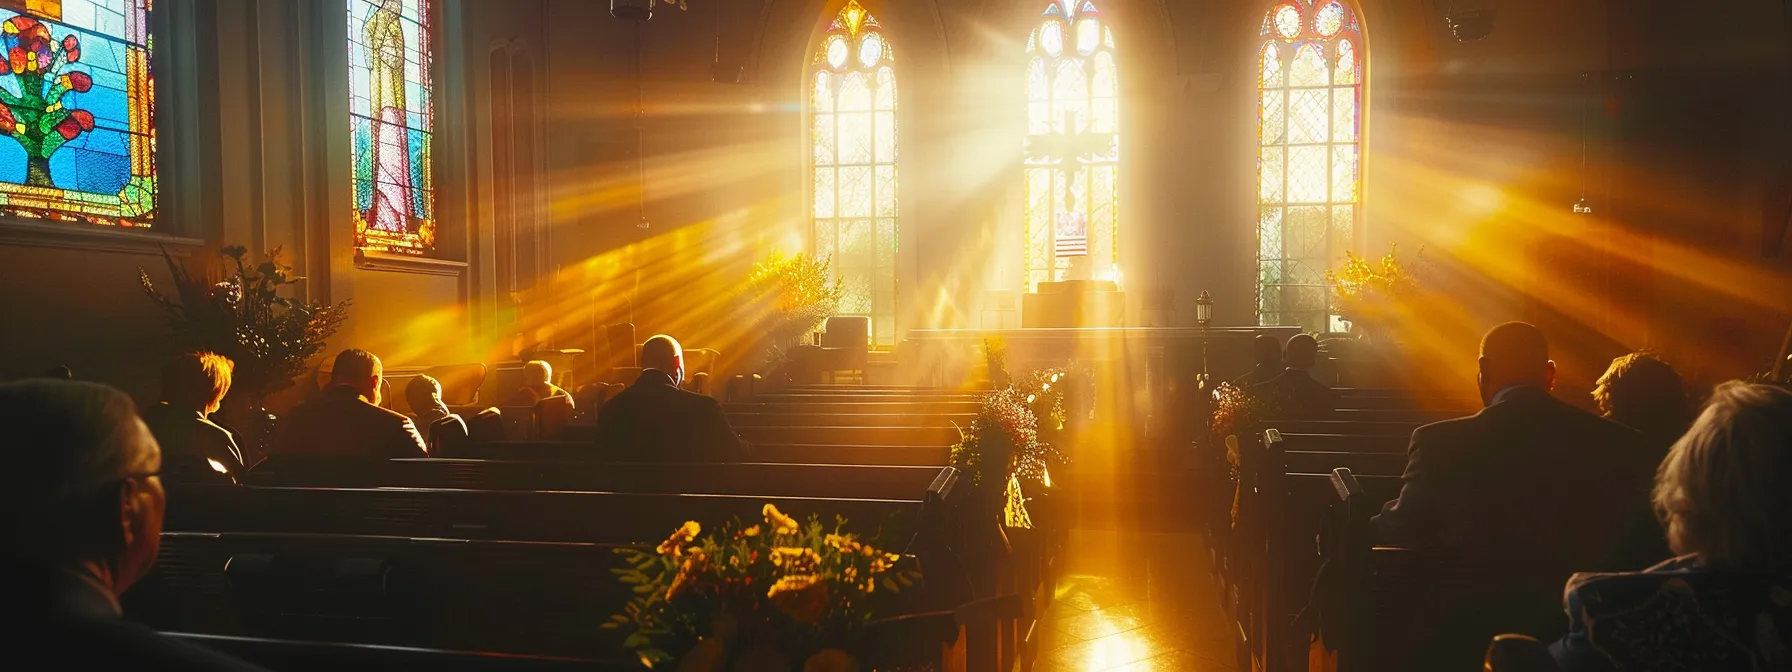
[
  {"left": 272, "top": 349, "right": 427, "bottom": 458},
  {"left": 1592, "top": 351, "right": 1693, "bottom": 457},
  {"left": 508, "top": 360, "right": 573, "bottom": 408},
  {"left": 1370, "top": 323, "right": 1654, "bottom": 652},
  {"left": 594, "top": 334, "right": 746, "bottom": 462},
  {"left": 1550, "top": 383, "right": 1792, "bottom": 671},
  {"left": 405, "top": 373, "right": 452, "bottom": 429},
  {"left": 140, "top": 351, "right": 245, "bottom": 480},
  {"left": 1232, "top": 334, "right": 1284, "bottom": 388},
  {"left": 0, "top": 379, "right": 265, "bottom": 670},
  {"left": 1249, "top": 333, "right": 1336, "bottom": 418}
]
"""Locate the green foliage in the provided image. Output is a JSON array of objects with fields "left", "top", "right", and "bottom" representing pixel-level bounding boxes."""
[{"left": 140, "top": 246, "right": 351, "bottom": 402}]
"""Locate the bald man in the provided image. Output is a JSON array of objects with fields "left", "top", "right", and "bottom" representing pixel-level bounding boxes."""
[
  {"left": 1250, "top": 333, "right": 1337, "bottom": 418},
  {"left": 594, "top": 334, "right": 746, "bottom": 461},
  {"left": 273, "top": 349, "right": 427, "bottom": 458},
  {"left": 1367, "top": 323, "right": 1654, "bottom": 653},
  {"left": 0, "top": 380, "right": 264, "bottom": 669}
]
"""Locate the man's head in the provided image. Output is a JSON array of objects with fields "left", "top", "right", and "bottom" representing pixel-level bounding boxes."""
[
  {"left": 1252, "top": 335, "right": 1283, "bottom": 370},
  {"left": 1478, "top": 322, "right": 1554, "bottom": 404},
  {"left": 163, "top": 350, "right": 234, "bottom": 415},
  {"left": 405, "top": 374, "right": 443, "bottom": 414},
  {"left": 522, "top": 360, "right": 554, "bottom": 387},
  {"left": 0, "top": 380, "right": 164, "bottom": 593},
  {"left": 640, "top": 334, "right": 684, "bottom": 384},
  {"left": 329, "top": 349, "right": 384, "bottom": 403},
  {"left": 1283, "top": 334, "right": 1319, "bottom": 371}
]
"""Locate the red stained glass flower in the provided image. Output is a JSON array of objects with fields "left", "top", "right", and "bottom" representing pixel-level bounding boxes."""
[
  {"left": 62, "top": 35, "right": 78, "bottom": 63},
  {"left": 0, "top": 106, "right": 15, "bottom": 134},
  {"left": 54, "top": 116, "right": 79, "bottom": 140},
  {"left": 70, "top": 109, "right": 94, "bottom": 131},
  {"left": 63, "top": 71, "right": 91, "bottom": 93}
]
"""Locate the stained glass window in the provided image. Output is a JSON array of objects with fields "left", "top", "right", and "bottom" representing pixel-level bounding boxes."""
[
  {"left": 810, "top": 0, "right": 897, "bottom": 346},
  {"left": 349, "top": 0, "right": 434, "bottom": 256},
  {"left": 1257, "top": 0, "right": 1361, "bottom": 331},
  {"left": 0, "top": 0, "right": 154, "bottom": 227},
  {"left": 1023, "top": 0, "right": 1118, "bottom": 291}
]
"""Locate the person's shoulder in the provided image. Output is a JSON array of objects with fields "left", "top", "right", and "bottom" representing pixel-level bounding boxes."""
[
  {"left": 195, "top": 415, "right": 236, "bottom": 439},
  {"left": 349, "top": 395, "right": 414, "bottom": 425},
  {"left": 1410, "top": 412, "right": 1480, "bottom": 445}
]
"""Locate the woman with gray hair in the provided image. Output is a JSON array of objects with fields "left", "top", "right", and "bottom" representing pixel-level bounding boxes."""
[{"left": 1548, "top": 382, "right": 1792, "bottom": 671}]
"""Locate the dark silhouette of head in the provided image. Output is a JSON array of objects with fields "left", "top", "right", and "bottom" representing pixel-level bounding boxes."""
[
  {"left": 1252, "top": 335, "right": 1283, "bottom": 370},
  {"left": 162, "top": 350, "right": 233, "bottom": 416},
  {"left": 1284, "top": 334, "right": 1319, "bottom": 371},
  {"left": 1594, "top": 352, "right": 1690, "bottom": 442},
  {"left": 641, "top": 334, "right": 684, "bottom": 385},
  {"left": 405, "top": 374, "right": 443, "bottom": 415},
  {"left": 329, "top": 349, "right": 384, "bottom": 404},
  {"left": 0, "top": 380, "right": 164, "bottom": 595},
  {"left": 1478, "top": 322, "right": 1554, "bottom": 405},
  {"left": 1654, "top": 383, "right": 1792, "bottom": 572}
]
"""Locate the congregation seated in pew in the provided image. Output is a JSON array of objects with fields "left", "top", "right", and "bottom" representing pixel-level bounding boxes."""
[
  {"left": 1234, "top": 333, "right": 1285, "bottom": 388},
  {"left": 1370, "top": 323, "right": 1660, "bottom": 657},
  {"left": 140, "top": 350, "right": 245, "bottom": 481},
  {"left": 0, "top": 379, "right": 265, "bottom": 671},
  {"left": 594, "top": 334, "right": 746, "bottom": 462},
  {"left": 1542, "top": 382, "right": 1792, "bottom": 671},
  {"left": 1538, "top": 382, "right": 1792, "bottom": 671},
  {"left": 406, "top": 373, "right": 452, "bottom": 430},
  {"left": 272, "top": 349, "right": 428, "bottom": 459},
  {"left": 1251, "top": 333, "right": 1338, "bottom": 419},
  {"left": 507, "top": 359, "right": 573, "bottom": 409}
]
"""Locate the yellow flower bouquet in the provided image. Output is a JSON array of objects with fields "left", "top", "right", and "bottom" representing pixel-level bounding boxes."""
[{"left": 605, "top": 503, "right": 921, "bottom": 669}]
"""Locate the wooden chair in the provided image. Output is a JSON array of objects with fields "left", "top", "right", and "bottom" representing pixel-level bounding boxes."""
[
  {"left": 534, "top": 395, "right": 573, "bottom": 440},
  {"left": 466, "top": 407, "right": 505, "bottom": 446},
  {"left": 602, "top": 323, "right": 641, "bottom": 383},
  {"left": 428, "top": 414, "right": 469, "bottom": 457},
  {"left": 818, "top": 315, "right": 870, "bottom": 384}
]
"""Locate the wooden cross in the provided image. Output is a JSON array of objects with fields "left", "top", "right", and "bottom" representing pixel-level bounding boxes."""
[{"left": 1024, "top": 109, "right": 1116, "bottom": 210}]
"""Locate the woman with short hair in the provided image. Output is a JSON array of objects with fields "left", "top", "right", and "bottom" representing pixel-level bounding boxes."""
[
  {"left": 140, "top": 351, "right": 244, "bottom": 481},
  {"left": 1550, "top": 382, "right": 1792, "bottom": 670}
]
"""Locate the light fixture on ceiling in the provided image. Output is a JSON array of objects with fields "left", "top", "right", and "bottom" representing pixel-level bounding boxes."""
[
  {"left": 612, "top": 0, "right": 686, "bottom": 21},
  {"left": 1572, "top": 72, "right": 1593, "bottom": 215},
  {"left": 1444, "top": 0, "right": 1497, "bottom": 41}
]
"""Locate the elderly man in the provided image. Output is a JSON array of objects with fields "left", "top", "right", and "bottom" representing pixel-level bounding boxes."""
[
  {"left": 0, "top": 379, "right": 263, "bottom": 669},
  {"left": 594, "top": 334, "right": 745, "bottom": 461},
  {"left": 273, "top": 349, "right": 427, "bottom": 458}
]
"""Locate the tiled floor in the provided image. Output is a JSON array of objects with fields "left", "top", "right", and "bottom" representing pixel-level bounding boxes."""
[{"left": 1032, "top": 528, "right": 1239, "bottom": 671}]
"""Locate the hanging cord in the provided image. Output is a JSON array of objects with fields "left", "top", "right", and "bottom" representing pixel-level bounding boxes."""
[{"left": 635, "top": 20, "right": 650, "bottom": 229}]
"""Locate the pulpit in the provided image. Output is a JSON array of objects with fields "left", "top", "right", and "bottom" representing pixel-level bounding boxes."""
[{"left": 1021, "top": 280, "right": 1125, "bottom": 328}]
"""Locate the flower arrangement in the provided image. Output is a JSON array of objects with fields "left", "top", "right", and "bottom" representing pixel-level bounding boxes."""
[
  {"left": 951, "top": 358, "right": 1079, "bottom": 530},
  {"left": 739, "top": 251, "right": 844, "bottom": 364},
  {"left": 140, "top": 246, "right": 351, "bottom": 404},
  {"left": 605, "top": 503, "right": 920, "bottom": 670},
  {"left": 1324, "top": 243, "right": 1425, "bottom": 341}
]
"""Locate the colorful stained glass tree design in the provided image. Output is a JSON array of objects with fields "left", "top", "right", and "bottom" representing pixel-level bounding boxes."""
[
  {"left": 1024, "top": 0, "right": 1118, "bottom": 292},
  {"left": 0, "top": 0, "right": 155, "bottom": 227},
  {"left": 1256, "top": 0, "right": 1363, "bottom": 331},
  {"left": 349, "top": 0, "right": 435, "bottom": 256},
  {"left": 810, "top": 0, "right": 898, "bottom": 346}
]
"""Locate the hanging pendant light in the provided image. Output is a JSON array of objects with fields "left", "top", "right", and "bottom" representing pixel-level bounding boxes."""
[
  {"left": 1444, "top": 0, "right": 1497, "bottom": 41},
  {"left": 612, "top": 0, "right": 687, "bottom": 22},
  {"left": 1572, "top": 72, "right": 1593, "bottom": 215}
]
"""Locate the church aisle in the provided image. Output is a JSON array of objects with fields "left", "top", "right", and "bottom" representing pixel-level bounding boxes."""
[{"left": 1032, "top": 528, "right": 1238, "bottom": 671}]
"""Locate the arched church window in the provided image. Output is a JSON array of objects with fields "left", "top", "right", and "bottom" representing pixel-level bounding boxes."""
[
  {"left": 0, "top": 0, "right": 156, "bottom": 226},
  {"left": 1024, "top": 0, "right": 1118, "bottom": 291},
  {"left": 810, "top": 0, "right": 898, "bottom": 347},
  {"left": 1256, "top": 0, "right": 1362, "bottom": 331},
  {"left": 350, "top": 0, "right": 436, "bottom": 257}
]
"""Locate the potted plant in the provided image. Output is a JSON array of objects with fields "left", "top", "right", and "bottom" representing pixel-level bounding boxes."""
[{"left": 606, "top": 503, "right": 920, "bottom": 670}]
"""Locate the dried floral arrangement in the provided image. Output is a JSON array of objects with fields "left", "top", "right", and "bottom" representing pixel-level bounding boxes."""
[{"left": 739, "top": 251, "right": 843, "bottom": 363}]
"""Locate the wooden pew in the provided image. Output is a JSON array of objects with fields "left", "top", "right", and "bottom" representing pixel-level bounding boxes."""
[
  {"left": 169, "top": 632, "right": 615, "bottom": 671},
  {"left": 726, "top": 400, "right": 982, "bottom": 415},
  {"left": 725, "top": 411, "right": 975, "bottom": 427},
  {"left": 163, "top": 485, "right": 938, "bottom": 544},
  {"left": 244, "top": 458, "right": 954, "bottom": 497},
  {"left": 465, "top": 440, "right": 953, "bottom": 466}
]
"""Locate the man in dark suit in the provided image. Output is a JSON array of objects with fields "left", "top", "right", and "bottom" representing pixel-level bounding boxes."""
[
  {"left": 595, "top": 334, "right": 746, "bottom": 462},
  {"left": 272, "top": 349, "right": 427, "bottom": 458},
  {"left": 0, "top": 379, "right": 265, "bottom": 670},
  {"left": 1250, "top": 333, "right": 1337, "bottom": 418},
  {"left": 1369, "top": 322, "right": 1656, "bottom": 658},
  {"left": 1232, "top": 334, "right": 1285, "bottom": 388}
]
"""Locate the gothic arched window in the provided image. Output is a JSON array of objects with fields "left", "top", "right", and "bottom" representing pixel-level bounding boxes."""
[
  {"left": 1024, "top": 0, "right": 1118, "bottom": 291},
  {"left": 1256, "top": 0, "right": 1362, "bottom": 331},
  {"left": 810, "top": 0, "right": 898, "bottom": 346},
  {"left": 350, "top": 0, "right": 436, "bottom": 257}
]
